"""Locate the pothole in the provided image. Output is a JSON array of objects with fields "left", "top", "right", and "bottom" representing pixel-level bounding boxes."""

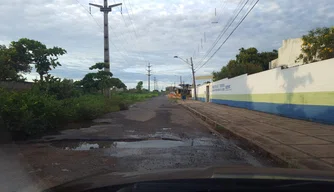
[
  {"left": 52, "top": 141, "right": 113, "bottom": 151},
  {"left": 51, "top": 137, "right": 221, "bottom": 151}
]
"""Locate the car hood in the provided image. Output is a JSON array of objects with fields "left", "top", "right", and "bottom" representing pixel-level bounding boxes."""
[{"left": 45, "top": 165, "right": 334, "bottom": 191}]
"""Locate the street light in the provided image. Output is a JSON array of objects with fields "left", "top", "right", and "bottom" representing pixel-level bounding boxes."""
[
  {"left": 173, "top": 55, "right": 197, "bottom": 100},
  {"left": 174, "top": 56, "right": 190, "bottom": 66}
]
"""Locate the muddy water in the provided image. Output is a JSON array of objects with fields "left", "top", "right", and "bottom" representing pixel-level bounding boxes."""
[
  {"left": 51, "top": 134, "right": 267, "bottom": 172},
  {"left": 52, "top": 137, "right": 220, "bottom": 151},
  {"left": 49, "top": 96, "right": 274, "bottom": 174}
]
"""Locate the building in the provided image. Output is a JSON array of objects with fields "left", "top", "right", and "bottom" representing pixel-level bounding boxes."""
[{"left": 269, "top": 38, "right": 304, "bottom": 69}]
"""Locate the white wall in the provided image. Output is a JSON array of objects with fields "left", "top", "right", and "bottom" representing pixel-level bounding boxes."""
[
  {"left": 194, "top": 58, "right": 334, "bottom": 124},
  {"left": 195, "top": 58, "right": 334, "bottom": 96}
]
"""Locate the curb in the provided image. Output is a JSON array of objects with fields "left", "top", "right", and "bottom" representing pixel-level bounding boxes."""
[{"left": 180, "top": 103, "right": 307, "bottom": 169}]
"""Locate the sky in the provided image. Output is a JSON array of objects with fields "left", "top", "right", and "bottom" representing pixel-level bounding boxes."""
[{"left": 1, "top": 0, "right": 333, "bottom": 89}]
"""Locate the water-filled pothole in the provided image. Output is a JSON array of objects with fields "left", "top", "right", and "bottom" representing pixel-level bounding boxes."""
[{"left": 51, "top": 137, "right": 219, "bottom": 151}]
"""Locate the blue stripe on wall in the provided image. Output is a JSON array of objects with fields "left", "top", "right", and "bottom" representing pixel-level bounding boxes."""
[
  {"left": 198, "top": 97, "right": 206, "bottom": 102},
  {"left": 210, "top": 99, "right": 334, "bottom": 125}
]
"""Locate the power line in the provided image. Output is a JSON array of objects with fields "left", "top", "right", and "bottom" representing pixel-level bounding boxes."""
[
  {"left": 123, "top": 0, "right": 139, "bottom": 38},
  {"left": 215, "top": 0, "right": 228, "bottom": 24},
  {"left": 75, "top": 0, "right": 103, "bottom": 30},
  {"left": 196, "top": 0, "right": 248, "bottom": 68},
  {"left": 197, "top": 0, "right": 236, "bottom": 67},
  {"left": 195, "top": 0, "right": 246, "bottom": 67},
  {"left": 111, "top": 0, "right": 137, "bottom": 49},
  {"left": 122, "top": 0, "right": 147, "bottom": 63},
  {"left": 113, "top": 0, "right": 128, "bottom": 26},
  {"left": 75, "top": 0, "right": 132, "bottom": 67},
  {"left": 113, "top": 0, "right": 143, "bottom": 49},
  {"left": 195, "top": 0, "right": 259, "bottom": 72}
]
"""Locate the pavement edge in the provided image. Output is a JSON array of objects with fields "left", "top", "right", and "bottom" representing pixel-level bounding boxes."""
[{"left": 179, "top": 103, "right": 308, "bottom": 169}]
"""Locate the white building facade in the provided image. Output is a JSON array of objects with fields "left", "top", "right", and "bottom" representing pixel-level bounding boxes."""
[{"left": 269, "top": 38, "right": 304, "bottom": 69}]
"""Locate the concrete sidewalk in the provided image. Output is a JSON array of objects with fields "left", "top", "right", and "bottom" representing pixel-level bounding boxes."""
[{"left": 179, "top": 100, "right": 334, "bottom": 170}]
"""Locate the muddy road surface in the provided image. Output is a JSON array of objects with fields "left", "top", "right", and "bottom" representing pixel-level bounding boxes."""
[{"left": 0, "top": 96, "right": 274, "bottom": 191}]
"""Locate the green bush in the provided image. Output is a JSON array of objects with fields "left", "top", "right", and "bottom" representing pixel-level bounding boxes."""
[
  {"left": 0, "top": 90, "right": 122, "bottom": 139},
  {"left": 0, "top": 88, "right": 159, "bottom": 139},
  {"left": 0, "top": 89, "right": 61, "bottom": 137},
  {"left": 32, "top": 78, "right": 83, "bottom": 100}
]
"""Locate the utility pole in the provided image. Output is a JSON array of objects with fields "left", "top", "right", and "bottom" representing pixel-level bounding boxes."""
[
  {"left": 153, "top": 76, "right": 157, "bottom": 91},
  {"left": 89, "top": 0, "right": 122, "bottom": 97},
  {"left": 180, "top": 76, "right": 182, "bottom": 85},
  {"left": 190, "top": 57, "right": 197, "bottom": 100},
  {"left": 147, "top": 63, "right": 152, "bottom": 91}
]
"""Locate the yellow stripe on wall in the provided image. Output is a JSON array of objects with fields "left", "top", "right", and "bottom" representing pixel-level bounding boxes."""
[{"left": 211, "top": 91, "right": 334, "bottom": 106}]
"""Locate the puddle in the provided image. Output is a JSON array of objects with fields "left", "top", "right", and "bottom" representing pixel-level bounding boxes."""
[
  {"left": 162, "top": 128, "right": 171, "bottom": 131},
  {"left": 114, "top": 140, "right": 185, "bottom": 149},
  {"left": 51, "top": 138, "right": 221, "bottom": 154},
  {"left": 68, "top": 143, "right": 99, "bottom": 150},
  {"left": 52, "top": 141, "right": 113, "bottom": 151},
  {"left": 148, "top": 132, "right": 181, "bottom": 140},
  {"left": 192, "top": 138, "right": 218, "bottom": 146}
]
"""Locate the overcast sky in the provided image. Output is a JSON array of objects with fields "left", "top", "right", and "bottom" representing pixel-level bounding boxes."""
[{"left": 1, "top": 0, "right": 333, "bottom": 89}]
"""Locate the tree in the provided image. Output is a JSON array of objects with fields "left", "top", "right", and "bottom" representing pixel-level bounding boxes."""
[
  {"left": 136, "top": 81, "right": 143, "bottom": 92},
  {"left": 13, "top": 38, "right": 66, "bottom": 81},
  {"left": 296, "top": 26, "right": 334, "bottom": 64},
  {"left": 110, "top": 78, "right": 127, "bottom": 90},
  {"left": 0, "top": 38, "right": 67, "bottom": 82},
  {"left": 89, "top": 62, "right": 107, "bottom": 70},
  {"left": 79, "top": 62, "right": 126, "bottom": 93},
  {"left": 81, "top": 71, "right": 113, "bottom": 93},
  {"left": 212, "top": 47, "right": 277, "bottom": 81},
  {"left": 258, "top": 50, "right": 278, "bottom": 70},
  {"left": 0, "top": 42, "right": 32, "bottom": 81}
]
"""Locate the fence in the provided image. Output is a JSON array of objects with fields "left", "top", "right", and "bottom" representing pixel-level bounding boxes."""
[{"left": 193, "top": 58, "right": 334, "bottom": 124}]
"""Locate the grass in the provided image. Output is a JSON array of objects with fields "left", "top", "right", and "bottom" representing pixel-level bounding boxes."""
[{"left": 215, "top": 124, "right": 225, "bottom": 130}]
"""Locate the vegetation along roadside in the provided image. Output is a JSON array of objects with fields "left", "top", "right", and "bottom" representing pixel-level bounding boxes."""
[{"left": 0, "top": 38, "right": 159, "bottom": 141}]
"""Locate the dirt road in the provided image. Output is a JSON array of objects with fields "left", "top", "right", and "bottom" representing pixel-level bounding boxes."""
[{"left": 0, "top": 96, "right": 274, "bottom": 191}]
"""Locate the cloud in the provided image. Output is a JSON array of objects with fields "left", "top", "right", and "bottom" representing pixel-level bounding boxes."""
[{"left": 1, "top": 0, "right": 333, "bottom": 88}]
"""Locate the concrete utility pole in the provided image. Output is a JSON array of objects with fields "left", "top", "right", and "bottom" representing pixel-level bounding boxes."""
[
  {"left": 190, "top": 57, "right": 198, "bottom": 100},
  {"left": 173, "top": 55, "right": 197, "bottom": 100},
  {"left": 180, "top": 76, "right": 182, "bottom": 85},
  {"left": 153, "top": 76, "right": 157, "bottom": 91},
  {"left": 89, "top": 0, "right": 122, "bottom": 97},
  {"left": 147, "top": 63, "right": 152, "bottom": 91}
]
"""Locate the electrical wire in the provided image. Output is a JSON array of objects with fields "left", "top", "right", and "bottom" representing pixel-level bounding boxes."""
[
  {"left": 122, "top": 0, "right": 147, "bottom": 63},
  {"left": 195, "top": 0, "right": 248, "bottom": 68},
  {"left": 75, "top": 0, "right": 132, "bottom": 66},
  {"left": 112, "top": 0, "right": 136, "bottom": 48},
  {"left": 215, "top": 0, "right": 228, "bottom": 24},
  {"left": 195, "top": 0, "right": 259, "bottom": 72},
  {"left": 195, "top": 0, "right": 245, "bottom": 66},
  {"left": 124, "top": 0, "right": 139, "bottom": 38},
  {"left": 75, "top": 0, "right": 103, "bottom": 31}
]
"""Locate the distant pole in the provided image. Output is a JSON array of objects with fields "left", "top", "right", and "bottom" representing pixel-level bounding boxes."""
[
  {"left": 147, "top": 63, "right": 152, "bottom": 91},
  {"left": 153, "top": 76, "right": 157, "bottom": 90},
  {"left": 190, "top": 57, "right": 197, "bottom": 100},
  {"left": 180, "top": 76, "right": 182, "bottom": 84},
  {"left": 89, "top": 0, "right": 122, "bottom": 97}
]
